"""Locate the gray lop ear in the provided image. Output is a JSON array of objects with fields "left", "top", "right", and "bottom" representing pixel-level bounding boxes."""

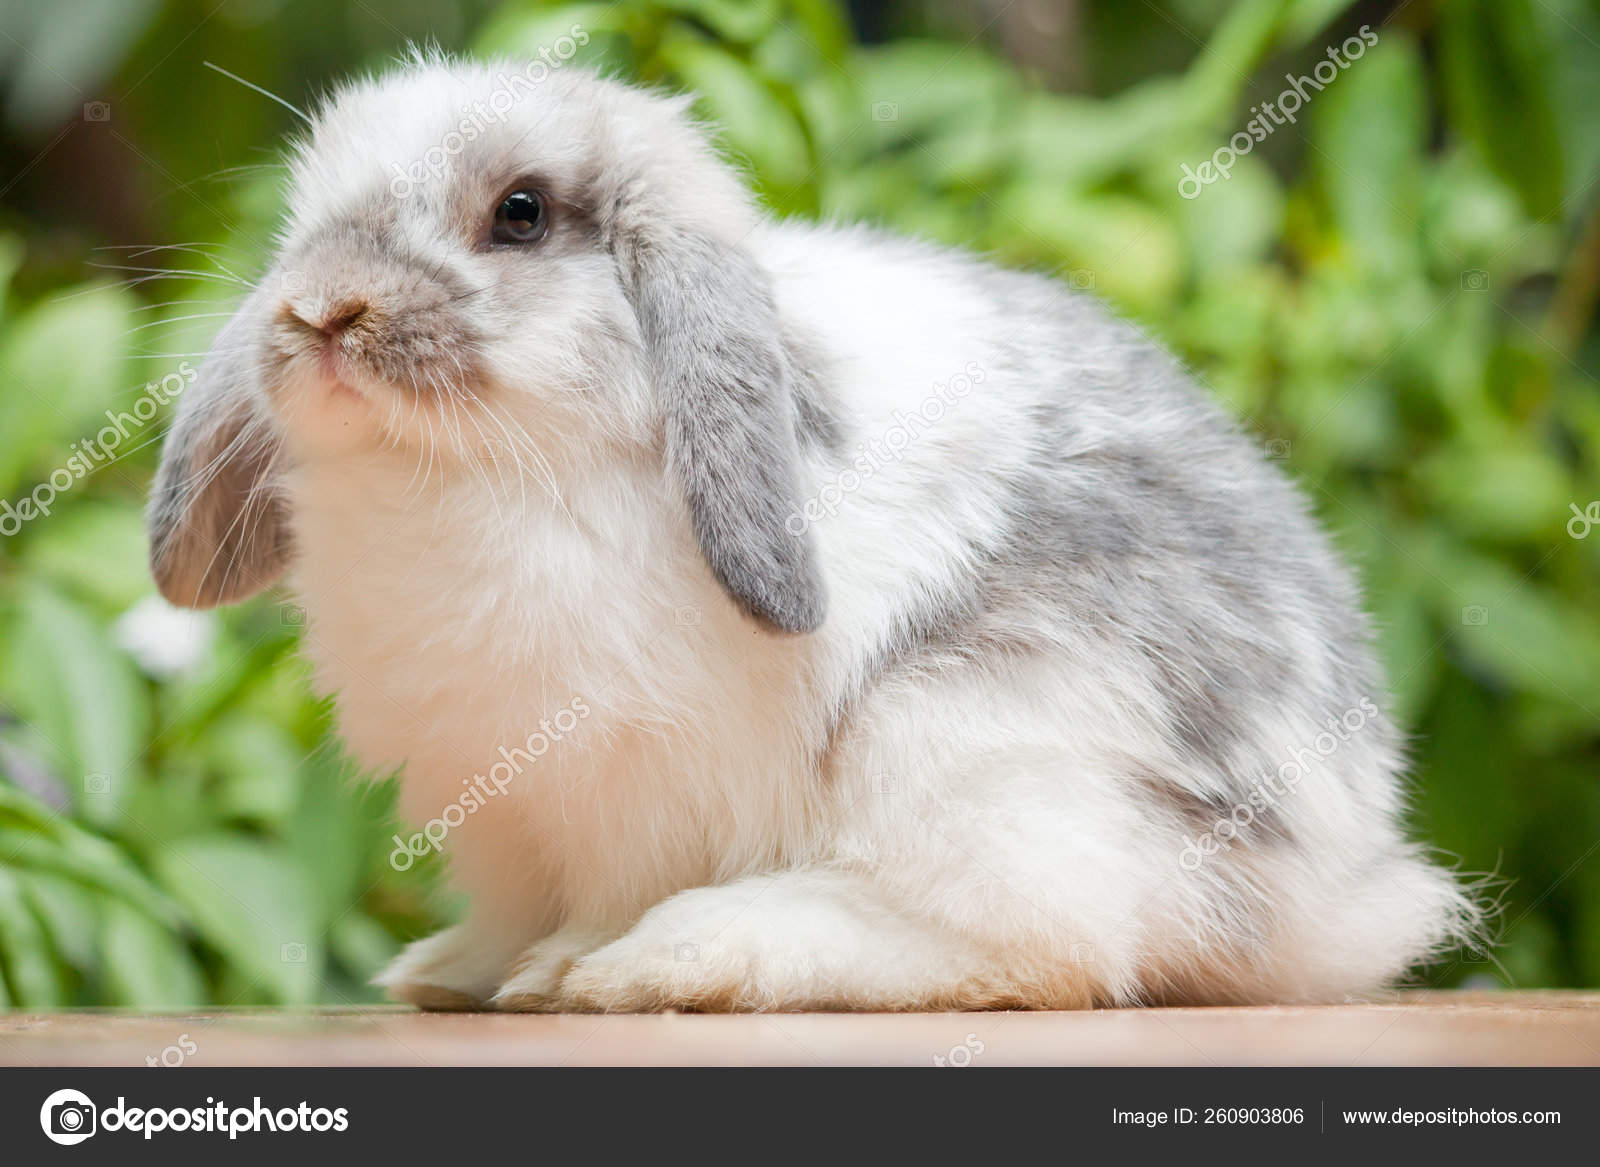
[
  {"left": 623, "top": 231, "right": 825, "bottom": 634},
  {"left": 147, "top": 299, "right": 290, "bottom": 609}
]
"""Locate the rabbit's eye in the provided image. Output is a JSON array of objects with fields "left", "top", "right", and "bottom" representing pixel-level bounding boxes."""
[{"left": 492, "top": 190, "right": 547, "bottom": 244}]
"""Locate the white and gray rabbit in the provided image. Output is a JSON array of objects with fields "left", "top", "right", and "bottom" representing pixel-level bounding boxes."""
[{"left": 148, "top": 53, "right": 1475, "bottom": 1011}]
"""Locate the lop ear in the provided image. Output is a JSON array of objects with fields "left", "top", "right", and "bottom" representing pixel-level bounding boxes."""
[
  {"left": 147, "top": 296, "right": 290, "bottom": 608},
  {"left": 620, "top": 228, "right": 826, "bottom": 634}
]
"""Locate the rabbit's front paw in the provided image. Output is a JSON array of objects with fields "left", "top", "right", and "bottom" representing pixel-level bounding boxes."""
[
  {"left": 550, "top": 871, "right": 1036, "bottom": 1012},
  {"left": 492, "top": 927, "right": 620, "bottom": 1012},
  {"left": 556, "top": 881, "right": 783, "bottom": 1012},
  {"left": 377, "top": 922, "right": 526, "bottom": 1011}
]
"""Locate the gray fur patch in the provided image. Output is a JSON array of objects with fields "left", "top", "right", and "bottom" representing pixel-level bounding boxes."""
[
  {"left": 818, "top": 265, "right": 1383, "bottom": 825},
  {"left": 783, "top": 322, "right": 847, "bottom": 457},
  {"left": 621, "top": 232, "right": 826, "bottom": 634}
]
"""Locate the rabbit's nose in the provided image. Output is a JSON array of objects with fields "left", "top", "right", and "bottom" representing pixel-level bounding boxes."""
[
  {"left": 311, "top": 300, "right": 370, "bottom": 336},
  {"left": 284, "top": 299, "right": 370, "bottom": 338}
]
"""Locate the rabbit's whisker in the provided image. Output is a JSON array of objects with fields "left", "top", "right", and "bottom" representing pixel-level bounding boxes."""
[
  {"left": 124, "top": 312, "right": 236, "bottom": 335},
  {"left": 87, "top": 261, "right": 248, "bottom": 283},
  {"left": 131, "top": 297, "right": 243, "bottom": 312},
  {"left": 202, "top": 61, "right": 313, "bottom": 124}
]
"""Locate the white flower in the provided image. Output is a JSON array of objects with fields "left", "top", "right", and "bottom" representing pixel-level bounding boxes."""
[{"left": 113, "top": 595, "right": 217, "bottom": 679}]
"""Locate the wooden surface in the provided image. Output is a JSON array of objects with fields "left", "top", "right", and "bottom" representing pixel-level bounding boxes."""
[{"left": 2, "top": 991, "right": 1598, "bottom": 1066}]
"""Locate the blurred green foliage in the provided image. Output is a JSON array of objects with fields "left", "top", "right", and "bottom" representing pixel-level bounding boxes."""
[{"left": 0, "top": 0, "right": 1597, "bottom": 1007}]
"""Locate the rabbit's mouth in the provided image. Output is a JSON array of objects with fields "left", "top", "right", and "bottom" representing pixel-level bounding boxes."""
[
  {"left": 273, "top": 298, "right": 372, "bottom": 382},
  {"left": 260, "top": 264, "right": 504, "bottom": 466},
  {"left": 324, "top": 376, "right": 362, "bottom": 403},
  {"left": 270, "top": 306, "right": 414, "bottom": 414},
  {"left": 269, "top": 287, "right": 481, "bottom": 400},
  {"left": 312, "top": 339, "right": 363, "bottom": 399},
  {"left": 264, "top": 311, "right": 506, "bottom": 467}
]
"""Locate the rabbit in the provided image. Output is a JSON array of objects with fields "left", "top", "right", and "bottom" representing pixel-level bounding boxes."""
[{"left": 147, "top": 50, "right": 1477, "bottom": 1012}]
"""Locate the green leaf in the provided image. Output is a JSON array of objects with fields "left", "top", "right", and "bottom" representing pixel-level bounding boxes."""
[
  {"left": 0, "top": 282, "right": 133, "bottom": 499},
  {"left": 0, "top": 824, "right": 181, "bottom": 926},
  {"left": 993, "top": 187, "right": 1183, "bottom": 316},
  {"left": 793, "top": 71, "right": 860, "bottom": 160},
  {"left": 656, "top": 35, "right": 812, "bottom": 192},
  {"left": 853, "top": 41, "right": 1016, "bottom": 147},
  {"left": 1183, "top": 0, "right": 1298, "bottom": 125},
  {"left": 22, "top": 500, "right": 152, "bottom": 612},
  {"left": 156, "top": 614, "right": 295, "bottom": 738},
  {"left": 1412, "top": 670, "right": 1525, "bottom": 873},
  {"left": 20, "top": 871, "right": 99, "bottom": 974},
  {"left": 1020, "top": 77, "right": 1194, "bottom": 189},
  {"left": 1281, "top": 0, "right": 1363, "bottom": 45},
  {"left": 1439, "top": 0, "right": 1565, "bottom": 220},
  {"left": 1163, "top": 148, "right": 1284, "bottom": 274},
  {"left": 786, "top": 0, "right": 852, "bottom": 62},
  {"left": 3, "top": 581, "right": 149, "bottom": 824},
  {"left": 0, "top": 234, "right": 25, "bottom": 316},
  {"left": 329, "top": 912, "right": 397, "bottom": 985},
  {"left": 1366, "top": 573, "right": 1440, "bottom": 728},
  {"left": 150, "top": 835, "right": 321, "bottom": 1004},
  {"left": 1421, "top": 540, "right": 1600, "bottom": 720},
  {"left": 1415, "top": 439, "right": 1575, "bottom": 542},
  {"left": 0, "top": 867, "right": 68, "bottom": 1006},
  {"left": 205, "top": 715, "right": 305, "bottom": 824},
  {"left": 1173, "top": 267, "right": 1285, "bottom": 392},
  {"left": 1310, "top": 34, "right": 1427, "bottom": 273},
  {"left": 282, "top": 753, "right": 375, "bottom": 929},
  {"left": 658, "top": 0, "right": 780, "bottom": 45},
  {"left": 1534, "top": 0, "right": 1600, "bottom": 220},
  {"left": 1422, "top": 151, "right": 1533, "bottom": 271},
  {"left": 98, "top": 900, "right": 207, "bottom": 1007},
  {"left": 472, "top": 2, "right": 629, "bottom": 69}
]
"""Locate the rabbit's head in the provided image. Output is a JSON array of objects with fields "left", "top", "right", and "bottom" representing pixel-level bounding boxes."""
[{"left": 148, "top": 54, "right": 825, "bottom": 633}]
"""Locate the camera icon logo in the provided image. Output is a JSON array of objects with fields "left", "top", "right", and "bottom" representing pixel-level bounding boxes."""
[
  {"left": 83, "top": 102, "right": 111, "bottom": 122},
  {"left": 281, "top": 941, "right": 308, "bottom": 963},
  {"left": 1461, "top": 269, "right": 1489, "bottom": 291},
  {"left": 673, "top": 943, "right": 699, "bottom": 963},
  {"left": 281, "top": 605, "right": 307, "bottom": 628},
  {"left": 84, "top": 773, "right": 111, "bottom": 796},
  {"left": 871, "top": 101, "right": 899, "bottom": 122},
  {"left": 673, "top": 605, "right": 702, "bottom": 628},
  {"left": 1461, "top": 605, "right": 1489, "bottom": 626},
  {"left": 1264, "top": 439, "right": 1291, "bottom": 460},
  {"left": 40, "top": 1088, "right": 97, "bottom": 1145},
  {"left": 1067, "top": 269, "right": 1096, "bottom": 291},
  {"left": 1460, "top": 938, "right": 1496, "bottom": 964}
]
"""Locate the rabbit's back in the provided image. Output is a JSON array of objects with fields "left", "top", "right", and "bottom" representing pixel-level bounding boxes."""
[
  {"left": 765, "top": 222, "right": 1391, "bottom": 805},
  {"left": 758, "top": 225, "right": 1473, "bottom": 1003}
]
